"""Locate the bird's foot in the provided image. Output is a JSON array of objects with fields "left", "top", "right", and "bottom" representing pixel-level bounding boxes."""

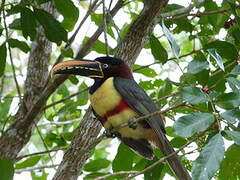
[
  {"left": 104, "top": 129, "right": 120, "bottom": 138},
  {"left": 128, "top": 118, "right": 137, "bottom": 129}
]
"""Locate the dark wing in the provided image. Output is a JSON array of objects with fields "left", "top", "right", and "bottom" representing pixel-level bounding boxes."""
[
  {"left": 114, "top": 77, "right": 191, "bottom": 179},
  {"left": 120, "top": 137, "right": 153, "bottom": 160},
  {"left": 113, "top": 77, "right": 165, "bottom": 133}
]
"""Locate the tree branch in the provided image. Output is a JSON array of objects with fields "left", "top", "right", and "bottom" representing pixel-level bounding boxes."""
[{"left": 0, "top": 2, "right": 58, "bottom": 160}]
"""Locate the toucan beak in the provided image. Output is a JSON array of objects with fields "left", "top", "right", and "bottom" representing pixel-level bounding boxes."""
[{"left": 51, "top": 60, "right": 104, "bottom": 78}]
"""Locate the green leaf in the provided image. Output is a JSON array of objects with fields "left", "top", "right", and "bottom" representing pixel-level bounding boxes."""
[
  {"left": 20, "top": 7, "right": 37, "bottom": 40},
  {"left": 84, "top": 172, "right": 108, "bottom": 180},
  {"left": 220, "top": 109, "right": 240, "bottom": 124},
  {"left": 68, "top": 75, "right": 79, "bottom": 85},
  {"left": 83, "top": 158, "right": 110, "bottom": 172},
  {"left": 219, "top": 145, "right": 240, "bottom": 180},
  {"left": 180, "top": 86, "right": 208, "bottom": 105},
  {"left": 112, "top": 143, "right": 135, "bottom": 173},
  {"left": 54, "top": 0, "right": 79, "bottom": 31},
  {"left": 77, "top": 82, "right": 88, "bottom": 106},
  {"left": 15, "top": 156, "right": 41, "bottom": 169},
  {"left": 174, "top": 112, "right": 214, "bottom": 137},
  {"left": 170, "top": 137, "right": 187, "bottom": 148},
  {"left": 158, "top": 80, "right": 172, "bottom": 100},
  {"left": 9, "top": 18, "right": 22, "bottom": 30},
  {"left": 204, "top": 41, "right": 238, "bottom": 60},
  {"left": 0, "top": 98, "right": 13, "bottom": 121},
  {"left": 187, "top": 59, "right": 209, "bottom": 74},
  {"left": 61, "top": 47, "right": 74, "bottom": 58},
  {"left": 225, "top": 130, "right": 240, "bottom": 145},
  {"left": 192, "top": 133, "right": 225, "bottom": 180},
  {"left": 0, "top": 158, "right": 14, "bottom": 180},
  {"left": 226, "top": 77, "right": 240, "bottom": 92},
  {"left": 133, "top": 64, "right": 157, "bottom": 78},
  {"left": 8, "top": 38, "right": 30, "bottom": 53},
  {"left": 230, "top": 65, "right": 240, "bottom": 75},
  {"left": 144, "top": 158, "right": 164, "bottom": 180},
  {"left": 216, "top": 92, "right": 240, "bottom": 109},
  {"left": 160, "top": 19, "right": 180, "bottom": 58},
  {"left": 150, "top": 35, "right": 168, "bottom": 63},
  {"left": 208, "top": 49, "right": 224, "bottom": 71},
  {"left": 0, "top": 43, "right": 7, "bottom": 77},
  {"left": 34, "top": 8, "right": 67, "bottom": 43}
]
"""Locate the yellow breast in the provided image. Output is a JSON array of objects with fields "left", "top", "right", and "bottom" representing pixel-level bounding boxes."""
[
  {"left": 90, "top": 77, "right": 122, "bottom": 117},
  {"left": 90, "top": 77, "right": 154, "bottom": 140}
]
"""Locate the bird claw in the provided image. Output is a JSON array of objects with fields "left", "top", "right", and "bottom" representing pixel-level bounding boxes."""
[
  {"left": 128, "top": 118, "right": 137, "bottom": 129},
  {"left": 104, "top": 129, "right": 120, "bottom": 138}
]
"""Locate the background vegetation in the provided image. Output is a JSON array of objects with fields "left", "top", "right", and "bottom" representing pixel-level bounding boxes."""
[{"left": 0, "top": 0, "right": 240, "bottom": 179}]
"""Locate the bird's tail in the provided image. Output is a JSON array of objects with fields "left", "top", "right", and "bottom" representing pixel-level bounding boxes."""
[{"left": 152, "top": 132, "right": 191, "bottom": 180}]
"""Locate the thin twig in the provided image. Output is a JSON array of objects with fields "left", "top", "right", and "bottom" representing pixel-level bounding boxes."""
[
  {"left": 154, "top": 92, "right": 178, "bottom": 103},
  {"left": 102, "top": 0, "right": 109, "bottom": 56},
  {"left": 2, "top": 5, "right": 22, "bottom": 104},
  {"left": 15, "top": 164, "right": 59, "bottom": 173},
  {"left": 34, "top": 121, "right": 55, "bottom": 166},
  {"left": 38, "top": 119, "right": 81, "bottom": 126},
  {"left": 16, "top": 147, "right": 67, "bottom": 161},
  {"left": 95, "top": 171, "right": 139, "bottom": 180}
]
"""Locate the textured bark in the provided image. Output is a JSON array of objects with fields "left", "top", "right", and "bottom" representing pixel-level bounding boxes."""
[
  {"left": 0, "top": 3, "right": 57, "bottom": 160},
  {"left": 53, "top": 1, "right": 178, "bottom": 180}
]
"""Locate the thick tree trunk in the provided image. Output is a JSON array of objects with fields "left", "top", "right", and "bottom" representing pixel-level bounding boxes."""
[
  {"left": 0, "top": 3, "right": 57, "bottom": 160},
  {"left": 52, "top": 1, "right": 183, "bottom": 180}
]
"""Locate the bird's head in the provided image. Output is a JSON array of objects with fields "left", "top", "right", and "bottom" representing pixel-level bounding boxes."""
[{"left": 51, "top": 56, "right": 133, "bottom": 79}]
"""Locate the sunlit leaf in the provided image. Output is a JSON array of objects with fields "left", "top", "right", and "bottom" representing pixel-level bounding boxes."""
[
  {"left": 225, "top": 130, "right": 240, "bottom": 145},
  {"left": 216, "top": 92, "right": 240, "bottom": 109},
  {"left": 160, "top": 19, "right": 180, "bottom": 58},
  {"left": 208, "top": 49, "right": 224, "bottom": 71},
  {"left": 220, "top": 109, "right": 240, "bottom": 124},
  {"left": 180, "top": 86, "right": 208, "bottom": 105},
  {"left": 192, "top": 133, "right": 225, "bottom": 180},
  {"left": 15, "top": 156, "right": 41, "bottom": 169},
  {"left": 230, "top": 65, "right": 240, "bottom": 75},
  {"left": 174, "top": 112, "right": 214, "bottom": 137},
  {"left": 226, "top": 77, "right": 240, "bottom": 92},
  {"left": 187, "top": 59, "right": 209, "bottom": 74}
]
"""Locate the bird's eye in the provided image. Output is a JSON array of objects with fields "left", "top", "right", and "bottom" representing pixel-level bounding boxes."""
[{"left": 102, "top": 64, "right": 109, "bottom": 69}]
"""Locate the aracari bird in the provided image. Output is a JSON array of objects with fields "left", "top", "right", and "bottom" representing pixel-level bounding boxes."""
[{"left": 51, "top": 56, "right": 190, "bottom": 180}]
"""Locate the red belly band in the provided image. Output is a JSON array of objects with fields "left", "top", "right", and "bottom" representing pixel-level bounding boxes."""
[{"left": 99, "top": 98, "right": 130, "bottom": 124}]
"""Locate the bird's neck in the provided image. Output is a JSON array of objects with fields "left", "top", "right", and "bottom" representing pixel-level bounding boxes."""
[{"left": 89, "top": 64, "right": 133, "bottom": 94}]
